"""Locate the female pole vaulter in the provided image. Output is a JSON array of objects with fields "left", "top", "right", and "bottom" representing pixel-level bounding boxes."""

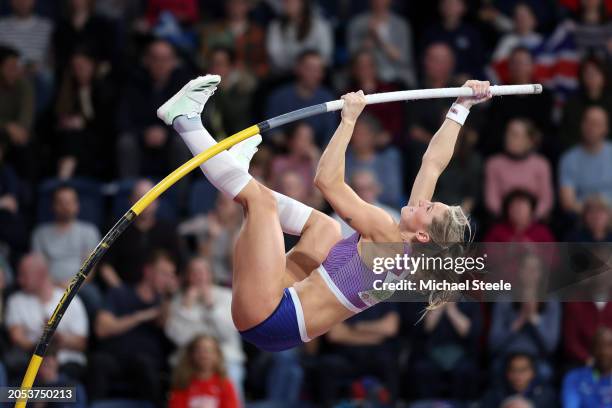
[{"left": 156, "top": 75, "right": 491, "bottom": 352}]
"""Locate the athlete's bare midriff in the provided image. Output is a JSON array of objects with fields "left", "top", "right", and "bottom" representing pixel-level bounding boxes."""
[{"left": 292, "top": 266, "right": 355, "bottom": 339}]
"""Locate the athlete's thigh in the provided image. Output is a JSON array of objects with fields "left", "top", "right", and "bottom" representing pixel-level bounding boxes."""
[{"left": 231, "top": 183, "right": 287, "bottom": 331}]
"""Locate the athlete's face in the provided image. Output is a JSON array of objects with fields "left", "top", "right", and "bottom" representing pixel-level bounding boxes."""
[{"left": 399, "top": 200, "right": 449, "bottom": 242}]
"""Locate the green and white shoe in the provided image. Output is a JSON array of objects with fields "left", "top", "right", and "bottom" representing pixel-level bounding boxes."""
[
  {"left": 228, "top": 134, "right": 263, "bottom": 172},
  {"left": 156, "top": 74, "right": 221, "bottom": 125}
]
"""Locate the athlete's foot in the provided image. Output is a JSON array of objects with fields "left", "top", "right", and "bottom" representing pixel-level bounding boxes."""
[
  {"left": 156, "top": 74, "right": 221, "bottom": 125},
  {"left": 228, "top": 134, "right": 263, "bottom": 172}
]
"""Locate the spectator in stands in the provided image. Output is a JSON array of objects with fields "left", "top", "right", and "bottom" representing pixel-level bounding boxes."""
[
  {"left": 480, "top": 353, "right": 558, "bottom": 408},
  {"left": 485, "top": 190, "right": 555, "bottom": 242},
  {"left": 559, "top": 106, "right": 612, "bottom": 216},
  {"left": 91, "top": 250, "right": 178, "bottom": 403},
  {"left": 483, "top": 47, "right": 554, "bottom": 155},
  {"left": 198, "top": 0, "right": 268, "bottom": 78},
  {"left": 277, "top": 168, "right": 320, "bottom": 210},
  {"left": 405, "top": 42, "right": 457, "bottom": 144},
  {"left": 564, "top": 302, "right": 612, "bottom": 366},
  {"left": 52, "top": 0, "right": 118, "bottom": 78},
  {"left": 562, "top": 326, "right": 612, "bottom": 407},
  {"left": 345, "top": 50, "right": 404, "bottom": 138},
  {"left": 100, "top": 179, "right": 183, "bottom": 286},
  {"left": 318, "top": 302, "right": 400, "bottom": 405},
  {"left": 558, "top": 0, "right": 612, "bottom": 15},
  {"left": 566, "top": 195, "right": 612, "bottom": 242},
  {"left": 488, "top": 3, "right": 543, "bottom": 85},
  {"left": 434, "top": 128, "right": 482, "bottom": 215},
  {"left": 333, "top": 169, "right": 400, "bottom": 237},
  {"left": 37, "top": 341, "right": 87, "bottom": 408},
  {"left": 94, "top": 0, "right": 144, "bottom": 23},
  {"left": 179, "top": 193, "right": 242, "bottom": 286},
  {"left": 145, "top": 0, "right": 199, "bottom": 26},
  {"left": 489, "top": 255, "right": 560, "bottom": 381},
  {"left": 560, "top": 56, "right": 611, "bottom": 148},
  {"left": 346, "top": 113, "right": 402, "bottom": 207},
  {"left": 0, "top": 133, "right": 27, "bottom": 262},
  {"left": 570, "top": 0, "right": 612, "bottom": 57},
  {"left": 422, "top": 0, "right": 485, "bottom": 78},
  {"left": 53, "top": 50, "right": 116, "bottom": 180},
  {"left": 266, "top": 0, "right": 333, "bottom": 73},
  {"left": 409, "top": 302, "right": 482, "bottom": 400},
  {"left": 478, "top": 0, "right": 558, "bottom": 34},
  {"left": 0, "top": 255, "right": 12, "bottom": 325},
  {"left": 347, "top": 0, "right": 415, "bottom": 86},
  {"left": 270, "top": 121, "right": 319, "bottom": 193},
  {"left": 0, "top": 0, "right": 53, "bottom": 74},
  {"left": 499, "top": 395, "right": 535, "bottom": 408},
  {"left": 485, "top": 118, "right": 554, "bottom": 220},
  {"left": 265, "top": 50, "right": 336, "bottom": 145},
  {"left": 205, "top": 46, "right": 257, "bottom": 138},
  {"left": 31, "top": 185, "right": 99, "bottom": 283},
  {"left": 5, "top": 253, "right": 88, "bottom": 380},
  {"left": 0, "top": 46, "right": 34, "bottom": 179},
  {"left": 116, "top": 39, "right": 191, "bottom": 178},
  {"left": 31, "top": 185, "right": 102, "bottom": 316},
  {"left": 169, "top": 335, "right": 239, "bottom": 408},
  {"left": 165, "top": 257, "right": 246, "bottom": 400}
]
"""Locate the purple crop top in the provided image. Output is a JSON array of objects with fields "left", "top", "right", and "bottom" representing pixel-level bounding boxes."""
[{"left": 317, "top": 232, "right": 410, "bottom": 313}]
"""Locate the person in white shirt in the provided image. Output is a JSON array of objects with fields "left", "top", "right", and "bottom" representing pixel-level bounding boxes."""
[
  {"left": 165, "top": 256, "right": 246, "bottom": 401},
  {"left": 0, "top": 0, "right": 52, "bottom": 72},
  {"left": 266, "top": 0, "right": 333, "bottom": 72},
  {"left": 347, "top": 0, "right": 416, "bottom": 86},
  {"left": 5, "top": 253, "right": 88, "bottom": 379}
]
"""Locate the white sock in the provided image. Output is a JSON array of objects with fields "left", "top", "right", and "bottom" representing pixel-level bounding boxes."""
[
  {"left": 174, "top": 116, "right": 313, "bottom": 235},
  {"left": 272, "top": 191, "right": 313, "bottom": 236},
  {"left": 174, "top": 116, "right": 252, "bottom": 198}
]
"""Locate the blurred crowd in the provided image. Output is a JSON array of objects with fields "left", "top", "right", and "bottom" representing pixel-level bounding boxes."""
[{"left": 0, "top": 0, "right": 612, "bottom": 407}]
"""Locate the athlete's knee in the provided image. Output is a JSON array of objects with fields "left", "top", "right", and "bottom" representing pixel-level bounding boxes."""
[
  {"left": 325, "top": 217, "right": 342, "bottom": 241},
  {"left": 311, "top": 211, "right": 342, "bottom": 241},
  {"left": 236, "top": 182, "right": 277, "bottom": 212},
  {"left": 251, "top": 184, "right": 278, "bottom": 212}
]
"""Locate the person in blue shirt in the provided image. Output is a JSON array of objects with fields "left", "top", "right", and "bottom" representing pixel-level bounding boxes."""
[
  {"left": 265, "top": 50, "right": 337, "bottom": 146},
  {"left": 345, "top": 113, "right": 403, "bottom": 207},
  {"left": 480, "top": 352, "right": 558, "bottom": 408},
  {"left": 562, "top": 326, "right": 612, "bottom": 408},
  {"left": 559, "top": 106, "right": 612, "bottom": 217}
]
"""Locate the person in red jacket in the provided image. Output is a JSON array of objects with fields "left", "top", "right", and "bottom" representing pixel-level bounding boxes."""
[
  {"left": 169, "top": 335, "right": 240, "bottom": 408},
  {"left": 146, "top": 0, "right": 199, "bottom": 26},
  {"left": 564, "top": 302, "right": 612, "bottom": 366},
  {"left": 485, "top": 189, "right": 555, "bottom": 243}
]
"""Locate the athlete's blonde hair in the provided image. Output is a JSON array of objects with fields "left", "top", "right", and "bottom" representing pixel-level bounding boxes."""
[{"left": 425, "top": 205, "right": 472, "bottom": 309}]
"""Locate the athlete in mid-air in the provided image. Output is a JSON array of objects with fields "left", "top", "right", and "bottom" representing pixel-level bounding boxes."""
[{"left": 157, "top": 76, "right": 491, "bottom": 351}]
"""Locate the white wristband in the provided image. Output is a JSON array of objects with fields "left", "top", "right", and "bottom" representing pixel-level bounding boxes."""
[{"left": 446, "top": 103, "right": 470, "bottom": 126}]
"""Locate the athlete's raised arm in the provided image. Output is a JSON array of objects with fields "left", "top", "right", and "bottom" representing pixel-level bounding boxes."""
[
  {"left": 408, "top": 80, "right": 491, "bottom": 206},
  {"left": 314, "top": 91, "right": 395, "bottom": 240}
]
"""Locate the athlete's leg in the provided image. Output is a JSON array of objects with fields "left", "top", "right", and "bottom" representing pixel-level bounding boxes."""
[
  {"left": 157, "top": 76, "right": 293, "bottom": 330},
  {"left": 176, "top": 118, "right": 342, "bottom": 280},
  {"left": 160, "top": 78, "right": 342, "bottom": 278},
  {"left": 231, "top": 180, "right": 287, "bottom": 330}
]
